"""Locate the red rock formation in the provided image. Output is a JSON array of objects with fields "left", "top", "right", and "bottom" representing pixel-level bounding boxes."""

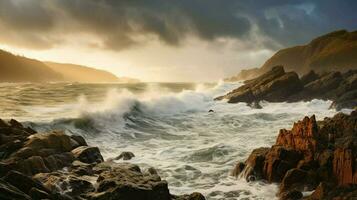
[
  {"left": 276, "top": 115, "right": 320, "bottom": 161},
  {"left": 333, "top": 145, "right": 357, "bottom": 185},
  {"left": 234, "top": 110, "right": 357, "bottom": 198}
]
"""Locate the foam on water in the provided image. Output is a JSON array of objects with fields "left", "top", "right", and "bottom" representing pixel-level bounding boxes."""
[{"left": 0, "top": 81, "right": 343, "bottom": 200}]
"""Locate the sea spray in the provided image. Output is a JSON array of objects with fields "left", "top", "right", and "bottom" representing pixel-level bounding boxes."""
[{"left": 0, "top": 81, "right": 339, "bottom": 199}]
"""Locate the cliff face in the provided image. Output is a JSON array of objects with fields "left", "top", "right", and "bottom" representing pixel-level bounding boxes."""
[
  {"left": 227, "top": 30, "right": 357, "bottom": 82},
  {"left": 0, "top": 49, "right": 138, "bottom": 83},
  {"left": 0, "top": 50, "right": 63, "bottom": 82},
  {"left": 233, "top": 110, "right": 357, "bottom": 199}
]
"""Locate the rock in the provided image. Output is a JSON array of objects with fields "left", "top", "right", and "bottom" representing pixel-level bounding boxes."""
[
  {"left": 24, "top": 131, "right": 73, "bottom": 153},
  {"left": 71, "top": 146, "right": 104, "bottom": 164},
  {"left": 280, "top": 189, "right": 303, "bottom": 200},
  {"left": 305, "top": 182, "right": 357, "bottom": 200},
  {"left": 88, "top": 162, "right": 171, "bottom": 200},
  {"left": 115, "top": 151, "right": 135, "bottom": 160},
  {"left": 33, "top": 172, "right": 95, "bottom": 196},
  {"left": 280, "top": 168, "right": 308, "bottom": 192},
  {"left": 29, "top": 187, "right": 51, "bottom": 200},
  {"left": 331, "top": 89, "right": 357, "bottom": 111},
  {"left": 3, "top": 170, "right": 49, "bottom": 194},
  {"left": 216, "top": 66, "right": 304, "bottom": 103},
  {"left": 241, "top": 147, "right": 270, "bottom": 180},
  {"left": 248, "top": 101, "right": 262, "bottom": 109},
  {"left": 304, "top": 72, "right": 343, "bottom": 96},
  {"left": 276, "top": 115, "right": 320, "bottom": 161},
  {"left": 263, "top": 146, "right": 302, "bottom": 182},
  {"left": 70, "top": 135, "right": 88, "bottom": 147},
  {"left": 300, "top": 70, "right": 319, "bottom": 85},
  {"left": 217, "top": 67, "right": 357, "bottom": 110},
  {"left": 234, "top": 111, "right": 357, "bottom": 198},
  {"left": 9, "top": 119, "right": 24, "bottom": 129},
  {"left": 0, "top": 179, "right": 31, "bottom": 200},
  {"left": 231, "top": 162, "right": 245, "bottom": 177},
  {"left": 332, "top": 143, "right": 357, "bottom": 185}
]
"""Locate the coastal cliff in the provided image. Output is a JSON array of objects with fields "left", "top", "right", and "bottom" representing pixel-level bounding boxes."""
[
  {"left": 226, "top": 30, "right": 357, "bottom": 82},
  {"left": 233, "top": 110, "right": 357, "bottom": 199}
]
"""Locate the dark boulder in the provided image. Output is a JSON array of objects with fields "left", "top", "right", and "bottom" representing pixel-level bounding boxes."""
[
  {"left": 71, "top": 146, "right": 104, "bottom": 164},
  {"left": 115, "top": 151, "right": 135, "bottom": 160},
  {"left": 0, "top": 179, "right": 31, "bottom": 200},
  {"left": 300, "top": 70, "right": 319, "bottom": 85}
]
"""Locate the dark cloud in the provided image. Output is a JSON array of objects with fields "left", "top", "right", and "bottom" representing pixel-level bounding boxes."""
[{"left": 0, "top": 0, "right": 356, "bottom": 50}]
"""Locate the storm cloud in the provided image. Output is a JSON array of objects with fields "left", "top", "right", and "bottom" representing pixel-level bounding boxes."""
[{"left": 0, "top": 0, "right": 356, "bottom": 50}]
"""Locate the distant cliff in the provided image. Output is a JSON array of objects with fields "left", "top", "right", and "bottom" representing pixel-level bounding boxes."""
[
  {"left": 226, "top": 30, "right": 357, "bottom": 81},
  {"left": 0, "top": 50, "right": 63, "bottom": 82},
  {"left": 0, "top": 49, "right": 138, "bottom": 83},
  {"left": 45, "top": 62, "right": 131, "bottom": 83}
]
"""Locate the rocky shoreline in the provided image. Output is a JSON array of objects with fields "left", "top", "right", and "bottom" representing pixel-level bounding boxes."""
[
  {"left": 0, "top": 119, "right": 205, "bottom": 200},
  {"left": 232, "top": 109, "right": 357, "bottom": 199},
  {"left": 216, "top": 66, "right": 357, "bottom": 110}
]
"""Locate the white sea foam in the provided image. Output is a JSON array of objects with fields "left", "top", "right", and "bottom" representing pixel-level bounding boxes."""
[{"left": 2, "top": 81, "right": 342, "bottom": 199}]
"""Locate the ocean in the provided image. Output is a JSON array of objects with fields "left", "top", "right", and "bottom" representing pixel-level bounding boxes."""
[{"left": 0, "top": 82, "right": 341, "bottom": 199}]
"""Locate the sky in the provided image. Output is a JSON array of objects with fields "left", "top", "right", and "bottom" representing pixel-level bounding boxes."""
[{"left": 0, "top": 0, "right": 356, "bottom": 82}]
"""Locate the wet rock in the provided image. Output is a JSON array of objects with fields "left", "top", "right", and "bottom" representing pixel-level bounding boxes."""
[
  {"left": 173, "top": 192, "right": 206, "bottom": 200},
  {"left": 280, "top": 168, "right": 309, "bottom": 192},
  {"left": 70, "top": 135, "right": 87, "bottom": 147},
  {"left": 216, "top": 66, "right": 303, "bottom": 103},
  {"left": 300, "top": 70, "right": 319, "bottom": 85},
  {"left": 280, "top": 189, "right": 303, "bottom": 200},
  {"left": 234, "top": 110, "right": 357, "bottom": 198},
  {"left": 263, "top": 146, "right": 302, "bottom": 182},
  {"left": 88, "top": 162, "right": 171, "bottom": 200},
  {"left": 0, "top": 118, "right": 204, "bottom": 200},
  {"left": 241, "top": 147, "right": 269, "bottom": 180},
  {"left": 276, "top": 115, "right": 320, "bottom": 161},
  {"left": 115, "top": 151, "right": 135, "bottom": 160},
  {"left": 71, "top": 146, "right": 104, "bottom": 164},
  {"left": 33, "top": 172, "right": 95, "bottom": 196},
  {"left": 305, "top": 182, "right": 357, "bottom": 200},
  {"left": 29, "top": 187, "right": 51, "bottom": 200},
  {"left": 248, "top": 101, "right": 262, "bottom": 109},
  {"left": 0, "top": 179, "right": 31, "bottom": 200},
  {"left": 3, "top": 170, "right": 49, "bottom": 194},
  {"left": 231, "top": 162, "right": 245, "bottom": 177},
  {"left": 217, "top": 67, "right": 357, "bottom": 110},
  {"left": 332, "top": 141, "right": 357, "bottom": 185}
]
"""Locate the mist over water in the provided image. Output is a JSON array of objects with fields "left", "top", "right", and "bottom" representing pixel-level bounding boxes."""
[{"left": 0, "top": 82, "right": 340, "bottom": 199}]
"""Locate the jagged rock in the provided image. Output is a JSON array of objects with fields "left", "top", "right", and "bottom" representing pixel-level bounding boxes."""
[
  {"left": 70, "top": 135, "right": 87, "bottom": 148},
  {"left": 234, "top": 110, "right": 357, "bottom": 198},
  {"left": 29, "top": 187, "right": 51, "bottom": 200},
  {"left": 217, "top": 67, "right": 357, "bottom": 110},
  {"left": 87, "top": 162, "right": 171, "bottom": 200},
  {"left": 3, "top": 170, "right": 49, "bottom": 194},
  {"left": 0, "top": 179, "right": 31, "bottom": 200},
  {"left": 216, "top": 66, "right": 303, "bottom": 103},
  {"left": 305, "top": 182, "right": 357, "bottom": 200},
  {"left": 263, "top": 146, "right": 302, "bottom": 182},
  {"left": 300, "top": 70, "right": 319, "bottom": 85},
  {"left": 71, "top": 146, "right": 104, "bottom": 164},
  {"left": 276, "top": 115, "right": 320, "bottom": 161},
  {"left": 0, "top": 119, "right": 205, "bottom": 200},
  {"left": 241, "top": 147, "right": 270, "bottom": 180},
  {"left": 332, "top": 138, "right": 357, "bottom": 185},
  {"left": 279, "top": 189, "right": 303, "bottom": 200},
  {"left": 115, "top": 151, "right": 135, "bottom": 160},
  {"left": 231, "top": 162, "right": 245, "bottom": 177}
]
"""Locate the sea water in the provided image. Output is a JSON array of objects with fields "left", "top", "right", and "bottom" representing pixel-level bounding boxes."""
[{"left": 0, "top": 81, "right": 340, "bottom": 199}]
